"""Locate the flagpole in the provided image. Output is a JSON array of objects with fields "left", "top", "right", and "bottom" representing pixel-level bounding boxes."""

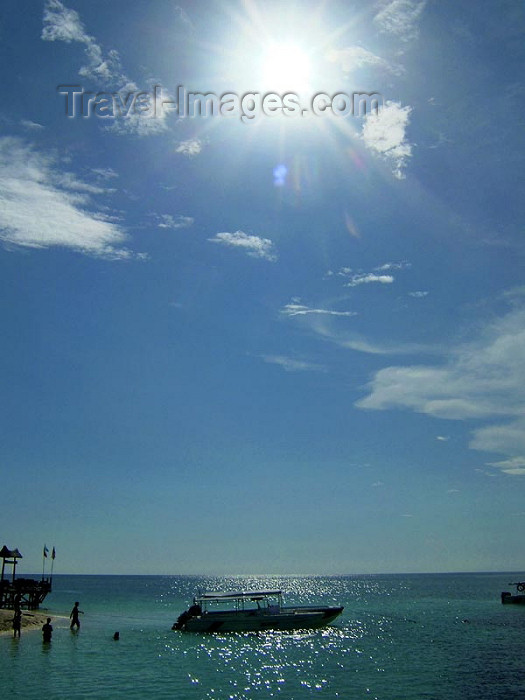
[
  {"left": 42, "top": 545, "right": 48, "bottom": 581},
  {"left": 50, "top": 547, "right": 55, "bottom": 585}
]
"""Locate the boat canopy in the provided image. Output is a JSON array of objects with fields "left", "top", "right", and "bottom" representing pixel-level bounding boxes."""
[{"left": 195, "top": 590, "right": 282, "bottom": 603}]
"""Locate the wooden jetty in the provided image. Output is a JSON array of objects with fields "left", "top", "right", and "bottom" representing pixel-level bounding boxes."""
[{"left": 0, "top": 546, "right": 52, "bottom": 610}]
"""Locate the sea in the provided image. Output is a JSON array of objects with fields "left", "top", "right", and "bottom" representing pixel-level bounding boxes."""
[{"left": 1, "top": 572, "right": 524, "bottom": 699}]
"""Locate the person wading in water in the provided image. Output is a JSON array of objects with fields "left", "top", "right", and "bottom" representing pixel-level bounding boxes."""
[{"left": 70, "top": 601, "right": 84, "bottom": 630}]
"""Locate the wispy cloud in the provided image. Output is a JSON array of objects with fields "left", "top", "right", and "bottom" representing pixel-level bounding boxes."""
[
  {"left": 0, "top": 137, "right": 136, "bottom": 259},
  {"left": 357, "top": 303, "right": 525, "bottom": 474},
  {"left": 42, "top": 1, "right": 174, "bottom": 136},
  {"left": 375, "top": 261, "right": 411, "bottom": 271},
  {"left": 262, "top": 355, "right": 327, "bottom": 373},
  {"left": 174, "top": 5, "right": 195, "bottom": 32},
  {"left": 331, "top": 262, "right": 409, "bottom": 286},
  {"left": 42, "top": 0, "right": 126, "bottom": 85},
  {"left": 153, "top": 214, "right": 194, "bottom": 230},
  {"left": 281, "top": 302, "right": 357, "bottom": 317},
  {"left": 327, "top": 46, "right": 403, "bottom": 76},
  {"left": 409, "top": 291, "right": 429, "bottom": 298},
  {"left": 175, "top": 139, "right": 204, "bottom": 157},
  {"left": 91, "top": 167, "right": 118, "bottom": 180},
  {"left": 486, "top": 457, "right": 525, "bottom": 476},
  {"left": 20, "top": 119, "right": 45, "bottom": 131},
  {"left": 209, "top": 231, "right": 277, "bottom": 261},
  {"left": 346, "top": 273, "right": 394, "bottom": 287},
  {"left": 374, "top": 0, "right": 427, "bottom": 43},
  {"left": 362, "top": 101, "right": 412, "bottom": 178},
  {"left": 54, "top": 171, "right": 116, "bottom": 195},
  {"left": 282, "top": 304, "right": 433, "bottom": 356},
  {"left": 312, "top": 327, "right": 433, "bottom": 356},
  {"left": 105, "top": 84, "right": 176, "bottom": 137}
]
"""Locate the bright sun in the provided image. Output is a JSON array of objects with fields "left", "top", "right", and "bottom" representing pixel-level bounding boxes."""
[{"left": 261, "top": 43, "right": 311, "bottom": 93}]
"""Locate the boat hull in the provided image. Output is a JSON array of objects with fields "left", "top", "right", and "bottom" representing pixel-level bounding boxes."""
[
  {"left": 501, "top": 592, "right": 525, "bottom": 605},
  {"left": 182, "top": 606, "right": 344, "bottom": 632}
]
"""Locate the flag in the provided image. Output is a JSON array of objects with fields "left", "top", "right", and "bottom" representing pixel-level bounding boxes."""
[
  {"left": 43, "top": 545, "right": 49, "bottom": 558},
  {"left": 51, "top": 547, "right": 56, "bottom": 560}
]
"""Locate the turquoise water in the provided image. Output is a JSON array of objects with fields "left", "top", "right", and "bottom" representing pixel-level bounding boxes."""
[{"left": 2, "top": 573, "right": 524, "bottom": 699}]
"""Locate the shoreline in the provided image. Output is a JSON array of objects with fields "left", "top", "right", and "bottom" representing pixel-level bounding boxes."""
[{"left": 0, "top": 609, "right": 68, "bottom": 636}]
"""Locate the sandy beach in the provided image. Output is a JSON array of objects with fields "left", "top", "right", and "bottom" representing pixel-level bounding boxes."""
[{"left": 0, "top": 609, "right": 64, "bottom": 636}]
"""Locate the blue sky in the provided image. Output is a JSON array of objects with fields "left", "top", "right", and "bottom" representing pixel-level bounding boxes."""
[{"left": 1, "top": 0, "right": 525, "bottom": 575}]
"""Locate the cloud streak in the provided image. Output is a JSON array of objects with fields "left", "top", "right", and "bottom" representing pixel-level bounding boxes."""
[
  {"left": 333, "top": 263, "right": 410, "bottom": 287},
  {"left": 0, "top": 137, "right": 135, "bottom": 259},
  {"left": 42, "top": 0, "right": 125, "bottom": 85},
  {"left": 357, "top": 303, "right": 525, "bottom": 473},
  {"left": 281, "top": 302, "right": 357, "bottom": 317},
  {"left": 175, "top": 139, "right": 204, "bottom": 157},
  {"left": 262, "top": 355, "right": 327, "bottom": 373},
  {"left": 327, "top": 46, "right": 403, "bottom": 76},
  {"left": 42, "top": 1, "right": 174, "bottom": 136},
  {"left": 209, "top": 231, "right": 277, "bottom": 261},
  {"left": 346, "top": 273, "right": 394, "bottom": 287},
  {"left": 153, "top": 214, "right": 194, "bottom": 230},
  {"left": 374, "top": 0, "right": 427, "bottom": 43}
]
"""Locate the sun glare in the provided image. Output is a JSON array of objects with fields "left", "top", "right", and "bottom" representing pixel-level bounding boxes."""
[{"left": 261, "top": 43, "right": 311, "bottom": 92}]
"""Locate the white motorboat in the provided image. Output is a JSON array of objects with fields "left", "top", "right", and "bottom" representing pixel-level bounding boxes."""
[{"left": 172, "top": 589, "right": 344, "bottom": 632}]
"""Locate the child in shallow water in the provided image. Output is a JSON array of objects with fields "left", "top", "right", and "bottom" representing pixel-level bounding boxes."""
[{"left": 42, "top": 618, "right": 53, "bottom": 643}]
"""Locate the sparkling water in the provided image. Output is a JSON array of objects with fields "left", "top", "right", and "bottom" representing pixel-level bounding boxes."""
[{"left": 1, "top": 573, "right": 524, "bottom": 698}]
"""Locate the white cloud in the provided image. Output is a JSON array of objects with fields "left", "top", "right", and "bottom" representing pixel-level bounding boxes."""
[
  {"left": 174, "top": 5, "right": 195, "bottom": 31},
  {"left": 327, "top": 46, "right": 403, "bottom": 76},
  {"left": 106, "top": 84, "right": 176, "bottom": 137},
  {"left": 281, "top": 302, "right": 357, "bottom": 317},
  {"left": 262, "top": 355, "right": 327, "bottom": 373},
  {"left": 471, "top": 419, "right": 525, "bottom": 459},
  {"left": 209, "top": 231, "right": 277, "bottom": 261},
  {"left": 284, "top": 310, "right": 432, "bottom": 356},
  {"left": 328, "top": 336, "right": 428, "bottom": 355},
  {"left": 374, "top": 0, "right": 426, "bottom": 43},
  {"left": 55, "top": 171, "right": 115, "bottom": 195},
  {"left": 175, "top": 139, "right": 204, "bottom": 157},
  {"left": 91, "top": 167, "right": 118, "bottom": 180},
  {"left": 375, "top": 261, "right": 411, "bottom": 271},
  {"left": 346, "top": 273, "right": 394, "bottom": 287},
  {"left": 357, "top": 304, "right": 525, "bottom": 473},
  {"left": 0, "top": 137, "right": 134, "bottom": 259},
  {"left": 41, "top": 0, "right": 87, "bottom": 42},
  {"left": 42, "top": 0, "right": 125, "bottom": 86},
  {"left": 362, "top": 101, "right": 412, "bottom": 178},
  {"left": 154, "top": 214, "right": 194, "bottom": 230},
  {"left": 486, "top": 456, "right": 525, "bottom": 476},
  {"left": 334, "top": 263, "right": 408, "bottom": 285},
  {"left": 42, "top": 2, "right": 174, "bottom": 137},
  {"left": 409, "top": 291, "right": 429, "bottom": 298},
  {"left": 20, "top": 120, "right": 45, "bottom": 130},
  {"left": 436, "top": 436, "right": 449, "bottom": 442}
]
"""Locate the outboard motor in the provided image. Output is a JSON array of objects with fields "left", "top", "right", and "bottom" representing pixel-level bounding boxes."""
[{"left": 172, "top": 603, "right": 202, "bottom": 630}]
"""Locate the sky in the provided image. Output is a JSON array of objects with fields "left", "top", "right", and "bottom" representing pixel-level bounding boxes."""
[{"left": 1, "top": 0, "right": 525, "bottom": 576}]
